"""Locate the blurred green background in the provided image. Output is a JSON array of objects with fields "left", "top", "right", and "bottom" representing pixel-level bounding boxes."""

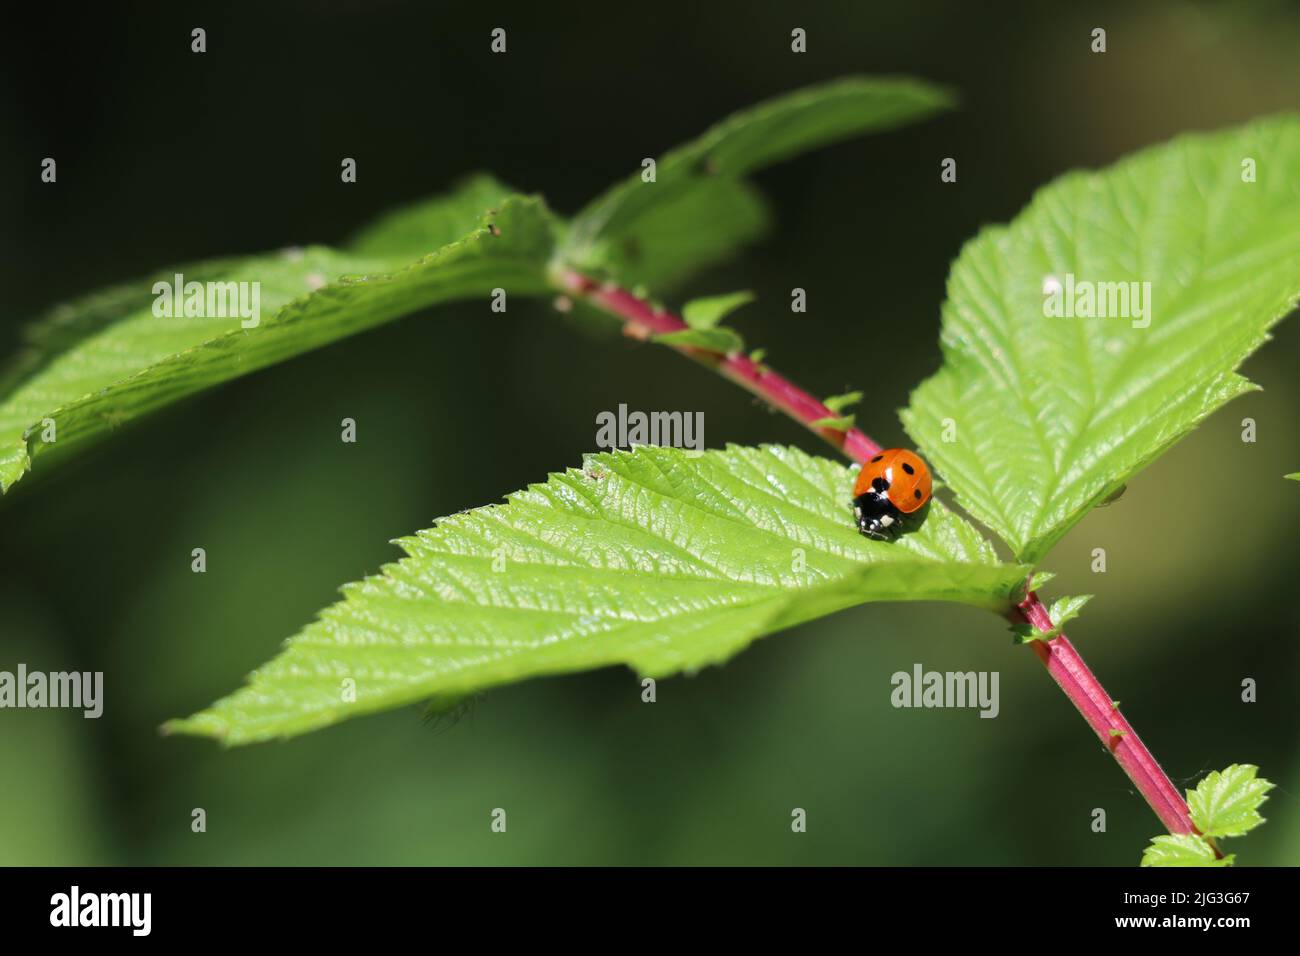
[{"left": 2, "top": 0, "right": 1298, "bottom": 865}]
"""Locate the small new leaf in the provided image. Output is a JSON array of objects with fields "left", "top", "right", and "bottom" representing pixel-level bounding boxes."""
[
  {"left": 681, "top": 291, "right": 754, "bottom": 329},
  {"left": 822, "top": 391, "right": 863, "bottom": 414},
  {"left": 1028, "top": 570, "right": 1057, "bottom": 591},
  {"left": 1046, "top": 593, "right": 1092, "bottom": 629},
  {"left": 1141, "top": 834, "right": 1233, "bottom": 868},
  {"left": 1010, "top": 593, "right": 1091, "bottom": 643},
  {"left": 809, "top": 415, "right": 856, "bottom": 431},
  {"left": 1187, "top": 764, "right": 1275, "bottom": 839},
  {"left": 654, "top": 327, "right": 745, "bottom": 354},
  {"left": 1012, "top": 569, "right": 1057, "bottom": 604}
]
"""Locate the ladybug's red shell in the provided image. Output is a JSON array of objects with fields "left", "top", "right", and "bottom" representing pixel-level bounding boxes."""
[{"left": 853, "top": 449, "right": 932, "bottom": 514}]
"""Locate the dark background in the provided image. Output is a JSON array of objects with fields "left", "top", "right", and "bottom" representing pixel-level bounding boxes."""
[{"left": 1, "top": 0, "right": 1298, "bottom": 865}]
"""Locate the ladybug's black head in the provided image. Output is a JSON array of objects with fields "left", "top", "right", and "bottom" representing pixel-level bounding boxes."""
[{"left": 853, "top": 491, "right": 901, "bottom": 540}]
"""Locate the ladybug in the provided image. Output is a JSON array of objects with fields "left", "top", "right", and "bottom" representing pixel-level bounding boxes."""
[{"left": 852, "top": 448, "right": 932, "bottom": 540}]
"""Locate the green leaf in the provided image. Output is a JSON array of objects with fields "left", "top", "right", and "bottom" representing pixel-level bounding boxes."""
[
  {"left": 564, "top": 76, "right": 952, "bottom": 279},
  {"left": 654, "top": 327, "right": 745, "bottom": 354},
  {"left": 574, "top": 178, "right": 772, "bottom": 290},
  {"left": 346, "top": 173, "right": 519, "bottom": 259},
  {"left": 1187, "top": 764, "right": 1275, "bottom": 838},
  {"left": 822, "top": 392, "right": 863, "bottom": 414},
  {"left": 166, "top": 444, "right": 1028, "bottom": 745},
  {"left": 1027, "top": 570, "right": 1056, "bottom": 591},
  {"left": 902, "top": 116, "right": 1300, "bottom": 562},
  {"left": 0, "top": 256, "right": 252, "bottom": 400},
  {"left": 681, "top": 291, "right": 755, "bottom": 329},
  {"left": 1286, "top": 473, "right": 1300, "bottom": 481},
  {"left": 1141, "top": 834, "right": 1233, "bottom": 867},
  {"left": 749, "top": 348, "right": 768, "bottom": 365},
  {"left": 0, "top": 193, "right": 558, "bottom": 494}
]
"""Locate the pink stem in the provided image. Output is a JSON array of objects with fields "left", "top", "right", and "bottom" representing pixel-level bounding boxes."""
[
  {"left": 561, "top": 269, "right": 1201, "bottom": 842},
  {"left": 559, "top": 271, "right": 881, "bottom": 462},
  {"left": 1015, "top": 592, "right": 1201, "bottom": 839}
]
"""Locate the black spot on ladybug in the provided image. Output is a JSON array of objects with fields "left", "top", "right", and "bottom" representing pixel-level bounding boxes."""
[
  {"left": 872, "top": 477, "right": 889, "bottom": 492},
  {"left": 870, "top": 455, "right": 883, "bottom": 463},
  {"left": 914, "top": 489, "right": 922, "bottom": 499},
  {"left": 902, "top": 462, "right": 915, "bottom": 475}
]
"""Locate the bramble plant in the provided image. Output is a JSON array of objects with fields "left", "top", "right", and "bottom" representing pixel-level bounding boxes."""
[{"left": 2, "top": 77, "right": 1292, "bottom": 866}]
